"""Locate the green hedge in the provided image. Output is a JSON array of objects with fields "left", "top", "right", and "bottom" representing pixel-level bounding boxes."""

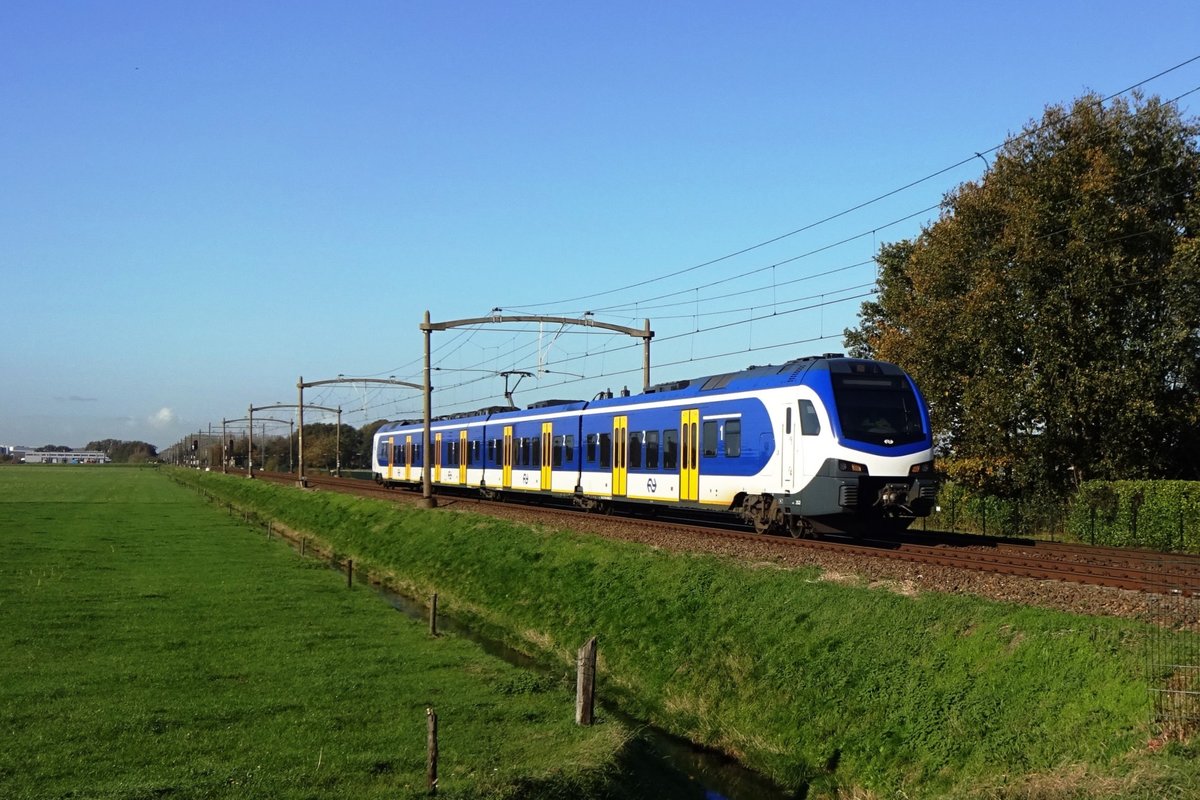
[
  {"left": 1068, "top": 480, "right": 1200, "bottom": 552},
  {"left": 924, "top": 479, "right": 1200, "bottom": 553},
  {"left": 923, "top": 482, "right": 1068, "bottom": 539}
]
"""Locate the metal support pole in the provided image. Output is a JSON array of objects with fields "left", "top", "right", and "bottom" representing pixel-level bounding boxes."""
[
  {"left": 297, "top": 376, "right": 306, "bottom": 486},
  {"left": 642, "top": 318, "right": 651, "bottom": 393},
  {"left": 222, "top": 418, "right": 228, "bottom": 474},
  {"left": 422, "top": 310, "right": 436, "bottom": 508},
  {"left": 247, "top": 405, "right": 254, "bottom": 478},
  {"left": 335, "top": 407, "right": 342, "bottom": 477},
  {"left": 289, "top": 419, "right": 294, "bottom": 473}
]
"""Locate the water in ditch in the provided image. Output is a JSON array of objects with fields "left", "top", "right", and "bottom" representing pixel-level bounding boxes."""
[
  {"left": 237, "top": 514, "right": 802, "bottom": 798},
  {"left": 369, "top": 572, "right": 798, "bottom": 799}
]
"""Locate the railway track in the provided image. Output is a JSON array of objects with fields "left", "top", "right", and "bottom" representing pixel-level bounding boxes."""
[{"left": 253, "top": 471, "right": 1200, "bottom": 597}]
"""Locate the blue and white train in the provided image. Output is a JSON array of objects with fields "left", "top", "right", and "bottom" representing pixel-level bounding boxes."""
[{"left": 371, "top": 354, "right": 938, "bottom": 536}]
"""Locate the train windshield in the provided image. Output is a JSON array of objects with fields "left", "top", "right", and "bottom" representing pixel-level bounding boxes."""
[{"left": 831, "top": 373, "right": 925, "bottom": 446}]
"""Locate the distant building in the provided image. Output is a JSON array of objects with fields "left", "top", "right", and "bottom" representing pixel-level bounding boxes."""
[{"left": 11, "top": 448, "right": 111, "bottom": 464}]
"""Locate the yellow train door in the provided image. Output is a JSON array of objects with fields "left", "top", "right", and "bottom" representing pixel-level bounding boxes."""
[
  {"left": 681, "top": 409, "right": 699, "bottom": 502},
  {"left": 387, "top": 436, "right": 395, "bottom": 482},
  {"left": 502, "top": 426, "right": 513, "bottom": 489},
  {"left": 459, "top": 430, "right": 469, "bottom": 485},
  {"left": 434, "top": 432, "right": 442, "bottom": 483},
  {"left": 540, "top": 422, "right": 553, "bottom": 490},
  {"left": 404, "top": 435, "right": 413, "bottom": 481},
  {"left": 612, "top": 415, "right": 628, "bottom": 497}
]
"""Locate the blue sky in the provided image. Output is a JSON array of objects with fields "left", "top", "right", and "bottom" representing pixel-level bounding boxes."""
[{"left": 4, "top": 1, "right": 1199, "bottom": 450}]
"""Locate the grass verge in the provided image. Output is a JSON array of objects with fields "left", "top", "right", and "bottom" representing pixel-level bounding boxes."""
[{"left": 169, "top": 468, "right": 1200, "bottom": 799}]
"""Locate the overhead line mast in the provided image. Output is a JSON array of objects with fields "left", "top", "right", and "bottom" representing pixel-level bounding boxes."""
[{"left": 420, "top": 311, "right": 654, "bottom": 508}]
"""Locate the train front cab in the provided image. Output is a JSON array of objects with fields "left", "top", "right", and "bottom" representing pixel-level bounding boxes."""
[{"left": 795, "top": 360, "right": 939, "bottom": 533}]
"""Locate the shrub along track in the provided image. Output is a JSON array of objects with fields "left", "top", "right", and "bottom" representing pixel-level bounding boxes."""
[{"left": 254, "top": 471, "right": 1200, "bottom": 630}]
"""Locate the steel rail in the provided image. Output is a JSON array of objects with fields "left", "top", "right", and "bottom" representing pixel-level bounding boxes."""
[{"left": 253, "top": 471, "right": 1200, "bottom": 596}]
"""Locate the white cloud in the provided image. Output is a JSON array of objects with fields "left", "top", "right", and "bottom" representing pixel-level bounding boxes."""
[{"left": 149, "top": 408, "right": 177, "bottom": 429}]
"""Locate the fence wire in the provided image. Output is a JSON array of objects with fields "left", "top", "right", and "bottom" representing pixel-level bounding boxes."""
[{"left": 1147, "top": 568, "right": 1200, "bottom": 733}]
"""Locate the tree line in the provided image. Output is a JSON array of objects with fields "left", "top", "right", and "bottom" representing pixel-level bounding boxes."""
[
  {"left": 845, "top": 91, "right": 1200, "bottom": 501},
  {"left": 85, "top": 440, "right": 159, "bottom": 463},
  {"left": 210, "top": 420, "right": 390, "bottom": 472}
]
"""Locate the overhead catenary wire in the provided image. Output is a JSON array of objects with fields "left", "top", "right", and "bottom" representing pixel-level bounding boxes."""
[
  {"left": 345, "top": 64, "right": 1200, "bottom": 420},
  {"left": 500, "top": 56, "right": 1200, "bottom": 313}
]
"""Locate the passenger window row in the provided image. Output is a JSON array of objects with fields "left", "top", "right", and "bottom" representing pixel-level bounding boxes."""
[{"left": 384, "top": 417, "right": 746, "bottom": 469}]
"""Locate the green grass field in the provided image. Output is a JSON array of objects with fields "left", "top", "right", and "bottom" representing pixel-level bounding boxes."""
[
  {"left": 169, "top": 468, "right": 1200, "bottom": 799},
  {"left": 7, "top": 466, "right": 1200, "bottom": 799},
  {"left": 0, "top": 467, "right": 629, "bottom": 799}
]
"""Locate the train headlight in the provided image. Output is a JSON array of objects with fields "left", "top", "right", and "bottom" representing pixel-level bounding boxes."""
[
  {"left": 838, "top": 460, "right": 868, "bottom": 474},
  {"left": 909, "top": 460, "right": 935, "bottom": 474}
]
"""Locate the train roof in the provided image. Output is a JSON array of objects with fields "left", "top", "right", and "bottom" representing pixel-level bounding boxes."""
[
  {"left": 600, "top": 353, "right": 906, "bottom": 404},
  {"left": 375, "top": 354, "right": 906, "bottom": 431}
]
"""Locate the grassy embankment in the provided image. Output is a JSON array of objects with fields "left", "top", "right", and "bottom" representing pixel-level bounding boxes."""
[
  {"left": 171, "top": 468, "right": 1200, "bottom": 799},
  {"left": 0, "top": 467, "right": 633, "bottom": 800}
]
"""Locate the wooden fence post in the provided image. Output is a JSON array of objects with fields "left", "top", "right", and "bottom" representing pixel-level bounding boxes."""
[
  {"left": 426, "top": 707, "right": 438, "bottom": 795},
  {"left": 576, "top": 636, "right": 597, "bottom": 726},
  {"left": 346, "top": 559, "right": 353, "bottom": 589},
  {"left": 430, "top": 593, "right": 438, "bottom": 637},
  {"left": 300, "top": 537, "right": 306, "bottom": 557}
]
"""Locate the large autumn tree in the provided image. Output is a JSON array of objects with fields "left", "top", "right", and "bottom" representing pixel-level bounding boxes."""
[{"left": 846, "top": 92, "right": 1200, "bottom": 497}]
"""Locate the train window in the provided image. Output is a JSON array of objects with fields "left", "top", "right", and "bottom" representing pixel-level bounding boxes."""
[
  {"left": 629, "top": 432, "right": 642, "bottom": 469},
  {"left": 645, "top": 430, "right": 659, "bottom": 469},
  {"left": 553, "top": 435, "right": 564, "bottom": 467},
  {"left": 413, "top": 443, "right": 422, "bottom": 466},
  {"left": 377, "top": 442, "right": 389, "bottom": 465},
  {"left": 520, "top": 438, "right": 532, "bottom": 467},
  {"left": 800, "top": 400, "right": 821, "bottom": 436},
  {"left": 725, "top": 420, "right": 741, "bottom": 458},
  {"left": 564, "top": 435, "right": 575, "bottom": 463},
  {"left": 531, "top": 437, "right": 541, "bottom": 467},
  {"left": 786, "top": 407, "right": 793, "bottom": 435},
  {"left": 599, "top": 432, "right": 612, "bottom": 468},
  {"left": 663, "top": 429, "right": 679, "bottom": 469},
  {"left": 831, "top": 373, "right": 924, "bottom": 445},
  {"left": 702, "top": 421, "right": 718, "bottom": 458},
  {"left": 585, "top": 433, "right": 598, "bottom": 464}
]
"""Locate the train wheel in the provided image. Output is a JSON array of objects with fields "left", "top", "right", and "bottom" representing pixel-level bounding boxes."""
[
  {"left": 743, "top": 494, "right": 783, "bottom": 535},
  {"left": 787, "top": 517, "right": 814, "bottom": 539}
]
